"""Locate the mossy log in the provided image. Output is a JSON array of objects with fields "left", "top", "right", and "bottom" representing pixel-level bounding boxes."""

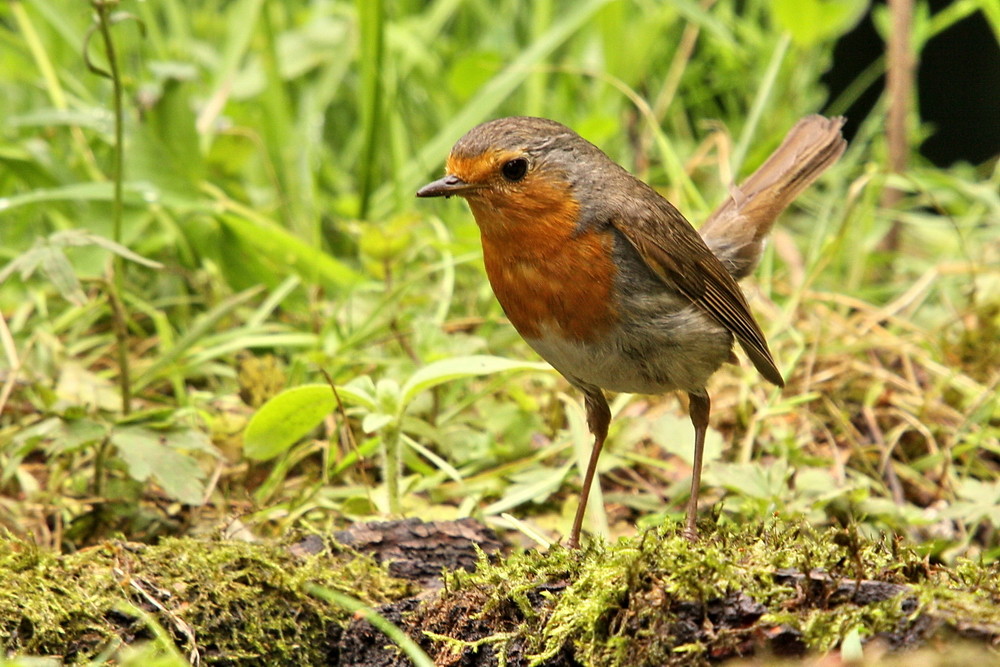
[{"left": 1, "top": 519, "right": 998, "bottom": 665}]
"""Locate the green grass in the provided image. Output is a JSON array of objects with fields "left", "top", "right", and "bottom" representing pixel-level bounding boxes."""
[{"left": 0, "top": 0, "right": 997, "bottom": 584}]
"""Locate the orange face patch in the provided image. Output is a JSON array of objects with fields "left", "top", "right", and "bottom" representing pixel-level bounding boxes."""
[
  {"left": 466, "top": 171, "right": 618, "bottom": 343},
  {"left": 446, "top": 154, "right": 495, "bottom": 186}
]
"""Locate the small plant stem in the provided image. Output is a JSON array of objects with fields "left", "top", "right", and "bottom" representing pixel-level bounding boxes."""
[
  {"left": 93, "top": 435, "right": 111, "bottom": 498},
  {"left": 382, "top": 424, "right": 402, "bottom": 515},
  {"left": 91, "top": 1, "right": 132, "bottom": 416},
  {"left": 878, "top": 0, "right": 915, "bottom": 253}
]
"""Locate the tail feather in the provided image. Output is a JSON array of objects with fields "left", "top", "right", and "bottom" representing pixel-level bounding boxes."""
[{"left": 700, "top": 115, "right": 847, "bottom": 280}]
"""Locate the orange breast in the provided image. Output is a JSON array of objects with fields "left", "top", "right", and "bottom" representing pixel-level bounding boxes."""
[{"left": 469, "top": 181, "right": 617, "bottom": 343}]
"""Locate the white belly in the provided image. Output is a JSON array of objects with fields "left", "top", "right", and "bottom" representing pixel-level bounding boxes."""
[{"left": 524, "top": 305, "right": 733, "bottom": 395}]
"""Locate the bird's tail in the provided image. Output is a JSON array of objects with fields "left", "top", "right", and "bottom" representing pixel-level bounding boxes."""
[{"left": 699, "top": 115, "right": 847, "bottom": 280}]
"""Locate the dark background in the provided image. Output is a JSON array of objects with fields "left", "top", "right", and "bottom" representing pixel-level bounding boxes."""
[{"left": 824, "top": 0, "right": 999, "bottom": 167}]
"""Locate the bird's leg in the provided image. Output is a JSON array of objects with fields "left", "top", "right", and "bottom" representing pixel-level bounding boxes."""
[
  {"left": 567, "top": 389, "right": 611, "bottom": 549},
  {"left": 684, "top": 392, "right": 711, "bottom": 541}
]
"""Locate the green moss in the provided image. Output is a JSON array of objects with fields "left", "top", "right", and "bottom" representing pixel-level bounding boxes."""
[
  {"left": 0, "top": 534, "right": 413, "bottom": 665},
  {"left": 438, "top": 520, "right": 1000, "bottom": 666},
  {"left": 918, "top": 558, "right": 1000, "bottom": 633},
  {"left": 762, "top": 598, "right": 908, "bottom": 652},
  {"left": 5, "top": 521, "right": 999, "bottom": 665}
]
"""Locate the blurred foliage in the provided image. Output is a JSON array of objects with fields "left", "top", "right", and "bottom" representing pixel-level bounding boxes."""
[{"left": 0, "top": 0, "right": 997, "bottom": 579}]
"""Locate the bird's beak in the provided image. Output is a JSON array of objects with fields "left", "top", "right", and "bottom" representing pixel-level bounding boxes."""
[{"left": 416, "top": 174, "right": 476, "bottom": 199}]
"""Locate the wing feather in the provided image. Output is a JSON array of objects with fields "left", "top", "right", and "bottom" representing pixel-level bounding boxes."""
[{"left": 611, "top": 203, "right": 784, "bottom": 387}]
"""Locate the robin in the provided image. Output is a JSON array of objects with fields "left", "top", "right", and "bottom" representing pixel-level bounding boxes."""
[{"left": 417, "top": 115, "right": 846, "bottom": 547}]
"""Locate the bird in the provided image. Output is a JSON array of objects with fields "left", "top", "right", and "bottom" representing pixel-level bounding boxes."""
[{"left": 417, "top": 115, "right": 846, "bottom": 547}]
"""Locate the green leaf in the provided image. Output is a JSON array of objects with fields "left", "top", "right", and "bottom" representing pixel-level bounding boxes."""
[
  {"left": 8, "top": 106, "right": 111, "bottom": 132},
  {"left": 707, "top": 460, "right": 791, "bottom": 500},
  {"left": 341, "top": 495, "right": 378, "bottom": 516},
  {"left": 129, "top": 77, "right": 205, "bottom": 198},
  {"left": 483, "top": 464, "right": 572, "bottom": 516},
  {"left": 669, "top": 0, "right": 737, "bottom": 46},
  {"left": 770, "top": 0, "right": 868, "bottom": 46},
  {"left": 652, "top": 412, "right": 723, "bottom": 466},
  {"left": 361, "top": 412, "right": 394, "bottom": 434},
  {"left": 331, "top": 435, "right": 380, "bottom": 476},
  {"left": 335, "top": 379, "right": 378, "bottom": 410},
  {"left": 841, "top": 626, "right": 864, "bottom": 662},
  {"left": 49, "top": 229, "right": 163, "bottom": 268},
  {"left": 115, "top": 407, "right": 187, "bottom": 427},
  {"left": 9, "top": 417, "right": 108, "bottom": 468},
  {"left": 375, "top": 378, "right": 401, "bottom": 415},
  {"left": 402, "top": 434, "right": 463, "bottom": 484},
  {"left": 55, "top": 362, "right": 121, "bottom": 410},
  {"left": 38, "top": 244, "right": 86, "bottom": 305},
  {"left": 217, "top": 214, "right": 363, "bottom": 289},
  {"left": 160, "top": 425, "right": 220, "bottom": 456},
  {"left": 244, "top": 384, "right": 335, "bottom": 460},
  {"left": 0, "top": 230, "right": 162, "bottom": 307},
  {"left": 358, "top": 213, "right": 417, "bottom": 264},
  {"left": 400, "top": 355, "right": 550, "bottom": 406},
  {"left": 111, "top": 425, "right": 207, "bottom": 505},
  {"left": 53, "top": 418, "right": 109, "bottom": 454},
  {"left": 0, "top": 181, "right": 158, "bottom": 211},
  {"left": 307, "top": 585, "right": 434, "bottom": 667}
]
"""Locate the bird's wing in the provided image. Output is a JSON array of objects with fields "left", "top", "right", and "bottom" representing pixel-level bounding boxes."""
[{"left": 611, "top": 199, "right": 784, "bottom": 387}]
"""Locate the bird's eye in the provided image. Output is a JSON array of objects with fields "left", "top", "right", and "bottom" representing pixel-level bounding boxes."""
[{"left": 500, "top": 158, "right": 529, "bottom": 182}]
